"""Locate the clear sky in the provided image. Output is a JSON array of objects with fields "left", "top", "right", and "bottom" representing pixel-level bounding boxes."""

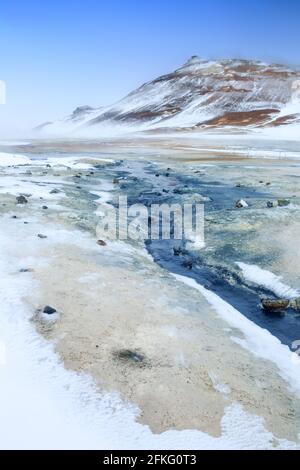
[{"left": 0, "top": 0, "right": 299, "bottom": 135}]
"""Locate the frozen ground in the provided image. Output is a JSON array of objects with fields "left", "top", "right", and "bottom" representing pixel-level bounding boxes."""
[{"left": 0, "top": 145, "right": 299, "bottom": 449}]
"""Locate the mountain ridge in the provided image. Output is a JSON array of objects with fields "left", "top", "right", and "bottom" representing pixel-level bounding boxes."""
[{"left": 38, "top": 56, "right": 300, "bottom": 137}]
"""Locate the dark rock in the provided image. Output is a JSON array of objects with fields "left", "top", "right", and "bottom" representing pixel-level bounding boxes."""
[
  {"left": 97, "top": 239, "right": 107, "bottom": 246},
  {"left": 113, "top": 178, "right": 119, "bottom": 184},
  {"left": 262, "top": 299, "right": 290, "bottom": 312},
  {"left": 37, "top": 234, "right": 47, "bottom": 239},
  {"left": 236, "top": 199, "right": 248, "bottom": 208},
  {"left": 11, "top": 215, "right": 18, "bottom": 219},
  {"left": 267, "top": 201, "right": 276, "bottom": 208},
  {"left": 16, "top": 195, "right": 28, "bottom": 204},
  {"left": 42, "top": 206, "right": 48, "bottom": 210},
  {"left": 114, "top": 349, "right": 145, "bottom": 364},
  {"left": 265, "top": 182, "right": 271, "bottom": 186},
  {"left": 19, "top": 268, "right": 34, "bottom": 273},
  {"left": 182, "top": 259, "right": 193, "bottom": 269},
  {"left": 290, "top": 297, "right": 300, "bottom": 311},
  {"left": 277, "top": 199, "right": 290, "bottom": 207},
  {"left": 75, "top": 174, "right": 81, "bottom": 179},
  {"left": 46, "top": 164, "right": 51, "bottom": 168},
  {"left": 43, "top": 305, "right": 57, "bottom": 315},
  {"left": 173, "top": 246, "right": 183, "bottom": 256},
  {"left": 50, "top": 189, "right": 60, "bottom": 194}
]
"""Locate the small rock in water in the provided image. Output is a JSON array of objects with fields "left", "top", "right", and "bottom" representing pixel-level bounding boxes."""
[
  {"left": 236, "top": 199, "right": 248, "bottom": 208},
  {"left": 277, "top": 199, "right": 290, "bottom": 207},
  {"left": 266, "top": 182, "right": 271, "bottom": 186},
  {"left": 235, "top": 183, "right": 242, "bottom": 188},
  {"left": 37, "top": 234, "right": 47, "bottom": 239},
  {"left": 289, "top": 297, "right": 300, "bottom": 311},
  {"left": 16, "top": 195, "right": 28, "bottom": 204},
  {"left": 42, "top": 206, "right": 48, "bottom": 210},
  {"left": 262, "top": 299, "right": 290, "bottom": 312},
  {"left": 43, "top": 305, "right": 57, "bottom": 315},
  {"left": 173, "top": 246, "right": 183, "bottom": 256},
  {"left": 182, "top": 259, "right": 193, "bottom": 269},
  {"left": 97, "top": 239, "right": 107, "bottom": 246}
]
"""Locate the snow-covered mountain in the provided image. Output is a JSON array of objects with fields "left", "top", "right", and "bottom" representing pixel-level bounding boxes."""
[{"left": 38, "top": 56, "right": 300, "bottom": 137}]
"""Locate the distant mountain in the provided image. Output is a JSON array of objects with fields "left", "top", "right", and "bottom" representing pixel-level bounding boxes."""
[{"left": 38, "top": 56, "right": 300, "bottom": 137}]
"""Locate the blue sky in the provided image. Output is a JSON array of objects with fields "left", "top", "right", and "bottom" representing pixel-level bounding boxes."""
[{"left": 0, "top": 0, "right": 299, "bottom": 134}]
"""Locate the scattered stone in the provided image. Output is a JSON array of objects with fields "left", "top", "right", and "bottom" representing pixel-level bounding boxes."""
[
  {"left": 290, "top": 297, "right": 300, "bottom": 311},
  {"left": 114, "top": 349, "right": 145, "bottom": 364},
  {"left": 43, "top": 305, "right": 57, "bottom": 315},
  {"left": 16, "top": 195, "right": 28, "bottom": 204},
  {"left": 24, "top": 221, "right": 29, "bottom": 224},
  {"left": 173, "top": 188, "right": 186, "bottom": 195},
  {"left": 19, "top": 268, "right": 34, "bottom": 273},
  {"left": 265, "top": 182, "right": 271, "bottom": 186},
  {"left": 11, "top": 215, "right": 18, "bottom": 219},
  {"left": 277, "top": 199, "right": 290, "bottom": 207},
  {"left": 162, "top": 189, "right": 169, "bottom": 193},
  {"left": 37, "top": 234, "right": 47, "bottom": 239},
  {"left": 165, "top": 173, "right": 170, "bottom": 177},
  {"left": 173, "top": 246, "right": 183, "bottom": 256},
  {"left": 50, "top": 189, "right": 60, "bottom": 194},
  {"left": 97, "top": 239, "right": 107, "bottom": 246},
  {"left": 267, "top": 201, "right": 277, "bottom": 208},
  {"left": 236, "top": 199, "right": 248, "bottom": 208},
  {"left": 182, "top": 259, "right": 193, "bottom": 269},
  {"left": 155, "top": 174, "right": 160, "bottom": 177},
  {"left": 46, "top": 164, "right": 51, "bottom": 168},
  {"left": 235, "top": 183, "right": 242, "bottom": 188},
  {"left": 42, "top": 206, "right": 48, "bottom": 210},
  {"left": 75, "top": 174, "right": 81, "bottom": 179},
  {"left": 262, "top": 299, "right": 290, "bottom": 312}
]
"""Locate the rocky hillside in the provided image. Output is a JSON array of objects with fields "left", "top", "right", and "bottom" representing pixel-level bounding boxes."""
[{"left": 39, "top": 56, "right": 300, "bottom": 136}]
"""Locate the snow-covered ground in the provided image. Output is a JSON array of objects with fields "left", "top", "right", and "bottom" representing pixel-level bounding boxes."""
[{"left": 0, "top": 151, "right": 299, "bottom": 449}]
